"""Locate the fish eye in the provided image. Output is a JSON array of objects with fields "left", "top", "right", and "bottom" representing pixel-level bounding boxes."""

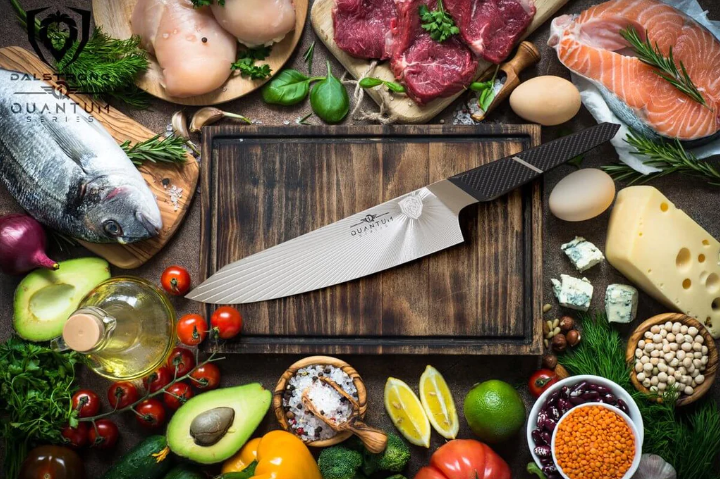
[{"left": 103, "top": 220, "right": 123, "bottom": 237}]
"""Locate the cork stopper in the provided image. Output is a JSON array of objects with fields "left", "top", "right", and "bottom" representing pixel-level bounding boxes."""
[{"left": 62, "top": 312, "right": 105, "bottom": 352}]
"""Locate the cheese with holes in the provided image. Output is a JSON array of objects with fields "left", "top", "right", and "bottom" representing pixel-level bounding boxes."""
[{"left": 606, "top": 186, "right": 720, "bottom": 337}]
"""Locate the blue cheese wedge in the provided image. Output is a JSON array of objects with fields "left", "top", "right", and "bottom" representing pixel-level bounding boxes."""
[
  {"left": 561, "top": 237, "right": 605, "bottom": 272},
  {"left": 605, "top": 284, "right": 639, "bottom": 324},
  {"left": 551, "top": 274, "right": 593, "bottom": 311}
]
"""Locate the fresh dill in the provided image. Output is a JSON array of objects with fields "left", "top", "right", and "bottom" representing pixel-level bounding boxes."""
[
  {"left": 601, "top": 131, "right": 720, "bottom": 186},
  {"left": 121, "top": 135, "right": 189, "bottom": 166},
  {"left": 419, "top": 0, "right": 459, "bottom": 43},
  {"left": 620, "top": 26, "right": 708, "bottom": 107},
  {"left": 232, "top": 46, "right": 273, "bottom": 80},
  {"left": 303, "top": 41, "right": 316, "bottom": 74}
]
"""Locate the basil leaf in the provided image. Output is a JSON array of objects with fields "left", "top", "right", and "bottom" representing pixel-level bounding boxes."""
[
  {"left": 310, "top": 62, "right": 349, "bottom": 124},
  {"left": 479, "top": 86, "right": 495, "bottom": 111},
  {"left": 385, "top": 81, "right": 406, "bottom": 93},
  {"left": 262, "top": 69, "right": 311, "bottom": 106},
  {"left": 359, "top": 77, "right": 384, "bottom": 88}
]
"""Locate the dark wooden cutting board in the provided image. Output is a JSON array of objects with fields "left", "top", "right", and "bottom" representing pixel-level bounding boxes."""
[{"left": 199, "top": 125, "right": 543, "bottom": 355}]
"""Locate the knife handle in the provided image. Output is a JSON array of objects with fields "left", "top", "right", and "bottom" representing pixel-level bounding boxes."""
[{"left": 448, "top": 122, "right": 620, "bottom": 202}]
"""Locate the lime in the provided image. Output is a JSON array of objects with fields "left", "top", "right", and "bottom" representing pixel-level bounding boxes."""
[{"left": 463, "top": 380, "right": 526, "bottom": 443}]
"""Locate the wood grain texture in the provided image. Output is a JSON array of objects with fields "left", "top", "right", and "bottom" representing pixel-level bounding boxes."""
[
  {"left": 626, "top": 313, "right": 718, "bottom": 407},
  {"left": 92, "top": 0, "right": 308, "bottom": 106},
  {"left": 0, "top": 46, "right": 199, "bottom": 269},
  {"left": 200, "top": 124, "right": 543, "bottom": 355},
  {"left": 310, "top": 0, "right": 568, "bottom": 123}
]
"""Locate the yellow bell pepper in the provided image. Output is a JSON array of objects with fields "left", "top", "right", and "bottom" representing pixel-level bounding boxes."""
[{"left": 221, "top": 431, "right": 321, "bottom": 479}]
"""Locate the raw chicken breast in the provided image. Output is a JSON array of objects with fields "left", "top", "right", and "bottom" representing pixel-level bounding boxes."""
[
  {"left": 210, "top": 0, "right": 297, "bottom": 48},
  {"left": 131, "top": 0, "right": 237, "bottom": 97}
]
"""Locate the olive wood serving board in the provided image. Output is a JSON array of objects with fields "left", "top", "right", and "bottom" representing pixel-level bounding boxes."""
[
  {"left": 92, "top": 0, "right": 308, "bottom": 106},
  {"left": 311, "top": 0, "right": 569, "bottom": 123},
  {"left": 200, "top": 124, "right": 543, "bottom": 355},
  {"left": 0, "top": 46, "right": 199, "bottom": 269}
]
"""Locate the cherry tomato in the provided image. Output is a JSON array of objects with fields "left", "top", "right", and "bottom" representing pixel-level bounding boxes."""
[
  {"left": 134, "top": 399, "right": 167, "bottom": 429},
  {"left": 161, "top": 265, "right": 191, "bottom": 296},
  {"left": 71, "top": 390, "right": 101, "bottom": 418},
  {"left": 88, "top": 419, "right": 119, "bottom": 449},
  {"left": 177, "top": 314, "right": 208, "bottom": 346},
  {"left": 528, "top": 369, "right": 560, "bottom": 398},
  {"left": 210, "top": 306, "right": 243, "bottom": 339},
  {"left": 164, "top": 382, "right": 194, "bottom": 410},
  {"left": 19, "top": 446, "right": 84, "bottom": 479},
  {"left": 166, "top": 347, "right": 196, "bottom": 377},
  {"left": 107, "top": 381, "right": 139, "bottom": 409},
  {"left": 143, "top": 366, "right": 173, "bottom": 393},
  {"left": 60, "top": 423, "right": 89, "bottom": 448},
  {"left": 190, "top": 363, "right": 221, "bottom": 390}
]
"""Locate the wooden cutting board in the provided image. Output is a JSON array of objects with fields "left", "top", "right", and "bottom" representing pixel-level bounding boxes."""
[
  {"left": 0, "top": 47, "right": 199, "bottom": 269},
  {"left": 311, "top": 0, "right": 569, "bottom": 123},
  {"left": 200, "top": 124, "right": 543, "bottom": 355}
]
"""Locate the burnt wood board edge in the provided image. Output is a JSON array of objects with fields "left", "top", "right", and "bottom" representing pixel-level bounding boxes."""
[{"left": 199, "top": 124, "right": 543, "bottom": 355}]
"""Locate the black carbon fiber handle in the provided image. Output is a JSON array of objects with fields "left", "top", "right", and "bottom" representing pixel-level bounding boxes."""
[{"left": 449, "top": 123, "right": 621, "bottom": 202}]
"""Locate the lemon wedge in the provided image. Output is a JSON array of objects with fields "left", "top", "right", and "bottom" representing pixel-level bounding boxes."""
[
  {"left": 419, "top": 365, "right": 459, "bottom": 439},
  {"left": 384, "top": 377, "right": 431, "bottom": 447}
]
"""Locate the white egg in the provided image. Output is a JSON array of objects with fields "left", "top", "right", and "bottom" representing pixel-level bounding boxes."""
[{"left": 549, "top": 169, "right": 616, "bottom": 221}]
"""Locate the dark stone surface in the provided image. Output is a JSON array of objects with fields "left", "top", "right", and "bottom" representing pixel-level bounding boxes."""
[{"left": 0, "top": 0, "right": 718, "bottom": 477}]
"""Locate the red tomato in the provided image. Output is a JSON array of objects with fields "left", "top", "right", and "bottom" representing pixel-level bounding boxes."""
[
  {"left": 210, "top": 306, "right": 243, "bottom": 339},
  {"left": 135, "top": 399, "right": 167, "bottom": 429},
  {"left": 164, "top": 382, "right": 194, "bottom": 410},
  {"left": 166, "top": 347, "right": 196, "bottom": 377},
  {"left": 107, "top": 381, "right": 139, "bottom": 409},
  {"left": 88, "top": 419, "right": 119, "bottom": 449},
  {"left": 528, "top": 369, "right": 559, "bottom": 398},
  {"left": 143, "top": 366, "right": 173, "bottom": 393},
  {"left": 177, "top": 314, "right": 208, "bottom": 346},
  {"left": 71, "top": 390, "right": 101, "bottom": 418},
  {"left": 19, "top": 446, "right": 84, "bottom": 479},
  {"left": 161, "top": 265, "right": 191, "bottom": 296},
  {"left": 414, "top": 439, "right": 511, "bottom": 479},
  {"left": 60, "top": 423, "right": 89, "bottom": 448},
  {"left": 190, "top": 363, "right": 221, "bottom": 390}
]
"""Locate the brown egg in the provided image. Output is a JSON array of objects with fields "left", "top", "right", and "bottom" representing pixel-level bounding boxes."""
[{"left": 510, "top": 76, "right": 582, "bottom": 126}]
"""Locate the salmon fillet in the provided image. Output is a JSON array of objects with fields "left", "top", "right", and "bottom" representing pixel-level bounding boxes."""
[{"left": 549, "top": 0, "right": 720, "bottom": 142}]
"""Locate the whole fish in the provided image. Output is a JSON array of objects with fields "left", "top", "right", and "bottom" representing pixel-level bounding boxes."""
[{"left": 0, "top": 68, "right": 163, "bottom": 244}]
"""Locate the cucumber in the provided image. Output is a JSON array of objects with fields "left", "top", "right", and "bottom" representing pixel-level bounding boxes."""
[
  {"left": 102, "top": 436, "right": 174, "bottom": 479},
  {"left": 163, "top": 465, "right": 204, "bottom": 479}
]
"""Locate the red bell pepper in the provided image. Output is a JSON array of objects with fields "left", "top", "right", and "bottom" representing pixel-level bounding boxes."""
[{"left": 414, "top": 439, "right": 511, "bottom": 479}]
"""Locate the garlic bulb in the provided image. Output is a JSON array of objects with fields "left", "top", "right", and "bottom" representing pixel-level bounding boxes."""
[{"left": 633, "top": 454, "right": 676, "bottom": 479}]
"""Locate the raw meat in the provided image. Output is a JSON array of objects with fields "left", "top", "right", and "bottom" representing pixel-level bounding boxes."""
[
  {"left": 390, "top": 0, "right": 478, "bottom": 105},
  {"left": 549, "top": 0, "right": 720, "bottom": 143},
  {"left": 210, "top": 0, "right": 296, "bottom": 48},
  {"left": 131, "top": 0, "right": 237, "bottom": 98},
  {"left": 333, "top": 0, "right": 397, "bottom": 60},
  {"left": 444, "top": 0, "right": 536, "bottom": 64}
]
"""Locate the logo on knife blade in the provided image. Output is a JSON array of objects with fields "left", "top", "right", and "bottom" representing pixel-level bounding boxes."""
[{"left": 350, "top": 212, "right": 394, "bottom": 236}]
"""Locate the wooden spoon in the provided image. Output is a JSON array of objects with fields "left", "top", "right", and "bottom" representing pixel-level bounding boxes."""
[{"left": 302, "top": 377, "right": 388, "bottom": 453}]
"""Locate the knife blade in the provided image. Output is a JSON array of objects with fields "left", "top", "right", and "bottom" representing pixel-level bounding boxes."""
[{"left": 188, "top": 122, "right": 620, "bottom": 304}]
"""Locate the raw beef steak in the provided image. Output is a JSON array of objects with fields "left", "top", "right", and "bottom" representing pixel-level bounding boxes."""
[
  {"left": 444, "top": 0, "right": 536, "bottom": 64},
  {"left": 391, "top": 0, "right": 478, "bottom": 105},
  {"left": 333, "top": 0, "right": 397, "bottom": 60}
]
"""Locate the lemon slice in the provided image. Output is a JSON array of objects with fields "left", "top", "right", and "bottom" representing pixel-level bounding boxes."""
[
  {"left": 384, "top": 377, "right": 431, "bottom": 447},
  {"left": 419, "top": 365, "right": 459, "bottom": 439}
]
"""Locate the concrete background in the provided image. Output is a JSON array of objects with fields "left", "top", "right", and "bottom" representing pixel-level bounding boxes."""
[{"left": 0, "top": 0, "right": 718, "bottom": 477}]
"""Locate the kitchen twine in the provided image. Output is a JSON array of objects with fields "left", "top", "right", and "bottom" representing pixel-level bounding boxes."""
[{"left": 341, "top": 61, "right": 399, "bottom": 124}]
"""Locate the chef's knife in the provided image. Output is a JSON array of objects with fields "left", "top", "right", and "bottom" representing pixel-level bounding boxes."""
[{"left": 188, "top": 122, "right": 620, "bottom": 304}]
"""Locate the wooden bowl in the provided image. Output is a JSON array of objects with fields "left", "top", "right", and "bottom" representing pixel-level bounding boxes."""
[
  {"left": 92, "top": 0, "right": 309, "bottom": 106},
  {"left": 274, "top": 356, "right": 367, "bottom": 448},
  {"left": 626, "top": 313, "right": 718, "bottom": 407}
]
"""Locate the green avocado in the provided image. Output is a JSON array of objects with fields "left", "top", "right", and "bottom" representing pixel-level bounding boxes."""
[
  {"left": 167, "top": 383, "right": 272, "bottom": 464},
  {"left": 13, "top": 257, "right": 111, "bottom": 341}
]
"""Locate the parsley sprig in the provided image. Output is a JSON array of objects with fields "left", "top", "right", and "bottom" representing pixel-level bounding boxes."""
[
  {"left": 419, "top": 0, "right": 459, "bottom": 43},
  {"left": 232, "top": 46, "right": 273, "bottom": 80}
]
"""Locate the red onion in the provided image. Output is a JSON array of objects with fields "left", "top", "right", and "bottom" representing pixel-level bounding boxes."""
[{"left": 0, "top": 214, "right": 58, "bottom": 275}]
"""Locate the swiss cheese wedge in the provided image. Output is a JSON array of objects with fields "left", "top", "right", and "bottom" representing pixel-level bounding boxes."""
[{"left": 606, "top": 186, "right": 720, "bottom": 337}]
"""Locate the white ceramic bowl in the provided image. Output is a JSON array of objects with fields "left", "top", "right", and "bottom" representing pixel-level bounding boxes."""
[
  {"left": 526, "top": 375, "right": 644, "bottom": 472},
  {"left": 551, "top": 402, "right": 642, "bottom": 479}
]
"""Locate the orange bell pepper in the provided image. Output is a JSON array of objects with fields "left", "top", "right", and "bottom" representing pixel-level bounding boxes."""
[{"left": 221, "top": 431, "right": 321, "bottom": 479}]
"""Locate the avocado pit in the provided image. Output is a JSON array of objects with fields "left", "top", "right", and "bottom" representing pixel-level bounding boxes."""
[{"left": 190, "top": 407, "right": 235, "bottom": 447}]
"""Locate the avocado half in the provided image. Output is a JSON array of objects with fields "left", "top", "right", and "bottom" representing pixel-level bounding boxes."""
[
  {"left": 13, "top": 257, "right": 111, "bottom": 342},
  {"left": 167, "top": 383, "right": 272, "bottom": 464}
]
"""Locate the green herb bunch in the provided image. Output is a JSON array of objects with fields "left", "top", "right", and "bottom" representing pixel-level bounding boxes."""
[
  {"left": 191, "top": 0, "right": 225, "bottom": 6},
  {"left": 121, "top": 134, "right": 189, "bottom": 166},
  {"left": 469, "top": 65, "right": 500, "bottom": 112},
  {"left": 419, "top": 0, "right": 460, "bottom": 43},
  {"left": 232, "top": 46, "right": 273, "bottom": 80}
]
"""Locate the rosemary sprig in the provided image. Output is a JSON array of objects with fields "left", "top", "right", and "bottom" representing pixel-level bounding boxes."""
[
  {"left": 620, "top": 26, "right": 707, "bottom": 107},
  {"left": 120, "top": 135, "right": 189, "bottom": 166},
  {"left": 601, "top": 131, "right": 720, "bottom": 186},
  {"left": 303, "top": 41, "right": 316, "bottom": 74}
]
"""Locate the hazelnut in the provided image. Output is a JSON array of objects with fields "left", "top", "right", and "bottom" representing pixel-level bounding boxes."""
[
  {"left": 552, "top": 333, "right": 567, "bottom": 353},
  {"left": 542, "top": 354, "right": 558, "bottom": 369},
  {"left": 566, "top": 329, "right": 581, "bottom": 347},
  {"left": 559, "top": 316, "right": 575, "bottom": 332}
]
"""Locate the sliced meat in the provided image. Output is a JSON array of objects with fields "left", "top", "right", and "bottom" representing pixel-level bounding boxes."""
[
  {"left": 444, "top": 0, "right": 536, "bottom": 64},
  {"left": 390, "top": 0, "right": 478, "bottom": 105},
  {"left": 210, "top": 0, "right": 297, "bottom": 48},
  {"left": 333, "top": 0, "right": 397, "bottom": 60}
]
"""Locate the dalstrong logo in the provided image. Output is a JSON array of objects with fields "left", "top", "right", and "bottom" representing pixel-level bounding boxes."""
[
  {"left": 350, "top": 212, "right": 394, "bottom": 236},
  {"left": 26, "top": 7, "right": 91, "bottom": 67}
]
